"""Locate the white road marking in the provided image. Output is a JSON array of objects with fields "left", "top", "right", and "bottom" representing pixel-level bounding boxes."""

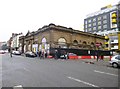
[
  {"left": 13, "top": 85, "right": 23, "bottom": 89},
  {"left": 67, "top": 76, "right": 99, "bottom": 87},
  {"left": 24, "top": 68, "right": 30, "bottom": 72},
  {"left": 94, "top": 70, "right": 118, "bottom": 76}
]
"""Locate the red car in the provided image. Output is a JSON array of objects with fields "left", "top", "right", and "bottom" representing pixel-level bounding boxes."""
[
  {"left": 60, "top": 53, "right": 78, "bottom": 59},
  {"left": 68, "top": 53, "right": 78, "bottom": 59}
]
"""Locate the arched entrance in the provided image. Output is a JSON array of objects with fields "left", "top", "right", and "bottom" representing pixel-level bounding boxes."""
[
  {"left": 58, "top": 37, "right": 67, "bottom": 48},
  {"left": 39, "top": 37, "right": 50, "bottom": 54}
]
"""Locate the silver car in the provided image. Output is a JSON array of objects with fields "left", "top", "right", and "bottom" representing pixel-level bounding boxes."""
[{"left": 109, "top": 55, "right": 120, "bottom": 68}]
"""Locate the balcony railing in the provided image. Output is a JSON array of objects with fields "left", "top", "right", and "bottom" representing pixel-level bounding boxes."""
[
  {"left": 112, "top": 19, "right": 117, "bottom": 23},
  {"left": 112, "top": 13, "right": 117, "bottom": 18},
  {"left": 105, "top": 42, "right": 108, "bottom": 44},
  {"left": 111, "top": 46, "right": 118, "bottom": 49},
  {"left": 104, "top": 47, "right": 109, "bottom": 50},
  {"left": 111, "top": 40, "right": 118, "bottom": 44}
]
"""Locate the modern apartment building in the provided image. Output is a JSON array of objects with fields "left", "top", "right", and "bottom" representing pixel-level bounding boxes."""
[
  {"left": 108, "top": 32, "right": 120, "bottom": 52},
  {"left": 84, "top": 3, "right": 120, "bottom": 52}
]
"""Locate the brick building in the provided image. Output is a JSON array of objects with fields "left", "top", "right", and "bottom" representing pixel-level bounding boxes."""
[{"left": 19, "top": 24, "right": 105, "bottom": 54}]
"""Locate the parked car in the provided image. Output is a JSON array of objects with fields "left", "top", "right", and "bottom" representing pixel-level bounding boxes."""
[
  {"left": 25, "top": 51, "right": 37, "bottom": 57},
  {"left": 60, "top": 53, "right": 78, "bottom": 59},
  {"left": 0, "top": 50, "right": 5, "bottom": 54},
  {"left": 12, "top": 50, "right": 21, "bottom": 55},
  {"left": 109, "top": 55, "right": 120, "bottom": 68}
]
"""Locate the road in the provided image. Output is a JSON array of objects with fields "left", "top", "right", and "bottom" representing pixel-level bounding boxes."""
[{"left": 1, "top": 53, "right": 119, "bottom": 88}]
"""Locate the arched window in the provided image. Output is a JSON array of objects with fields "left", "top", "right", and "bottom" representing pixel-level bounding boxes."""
[
  {"left": 83, "top": 41, "right": 87, "bottom": 45},
  {"left": 90, "top": 42, "right": 95, "bottom": 48},
  {"left": 42, "top": 37, "right": 47, "bottom": 43},
  {"left": 58, "top": 38, "right": 66, "bottom": 44},
  {"left": 91, "top": 42, "right": 95, "bottom": 46},
  {"left": 83, "top": 41, "right": 87, "bottom": 48},
  {"left": 73, "top": 40, "right": 78, "bottom": 45}
]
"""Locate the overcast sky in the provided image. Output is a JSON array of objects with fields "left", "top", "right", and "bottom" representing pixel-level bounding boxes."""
[{"left": 0, "top": 0, "right": 119, "bottom": 42}]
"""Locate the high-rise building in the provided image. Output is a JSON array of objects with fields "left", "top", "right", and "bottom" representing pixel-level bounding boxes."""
[{"left": 84, "top": 2, "right": 120, "bottom": 52}]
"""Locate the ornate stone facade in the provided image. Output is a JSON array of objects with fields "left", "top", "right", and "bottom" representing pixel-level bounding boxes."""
[{"left": 19, "top": 24, "right": 105, "bottom": 53}]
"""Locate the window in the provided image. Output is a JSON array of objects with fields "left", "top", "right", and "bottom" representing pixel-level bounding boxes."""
[
  {"left": 93, "top": 18, "right": 96, "bottom": 22},
  {"left": 98, "top": 21, "right": 101, "bottom": 25},
  {"left": 93, "top": 27, "right": 96, "bottom": 30},
  {"left": 85, "top": 21, "right": 87, "bottom": 24},
  {"left": 42, "top": 37, "right": 47, "bottom": 43},
  {"left": 98, "top": 26, "right": 101, "bottom": 30},
  {"left": 112, "top": 24, "right": 117, "bottom": 28},
  {"left": 58, "top": 38, "right": 66, "bottom": 43},
  {"left": 85, "top": 29, "right": 87, "bottom": 32},
  {"left": 103, "top": 25, "right": 107, "bottom": 29},
  {"left": 88, "top": 19, "right": 91, "bottom": 23},
  {"left": 103, "top": 20, "right": 107, "bottom": 24},
  {"left": 73, "top": 40, "right": 78, "bottom": 45},
  {"left": 93, "top": 22, "right": 96, "bottom": 26},
  {"left": 103, "top": 15, "right": 107, "bottom": 19},
  {"left": 98, "top": 17, "right": 101, "bottom": 21},
  {"left": 88, "top": 24, "right": 91, "bottom": 27},
  {"left": 88, "top": 28, "right": 92, "bottom": 31},
  {"left": 85, "top": 24, "right": 87, "bottom": 28}
]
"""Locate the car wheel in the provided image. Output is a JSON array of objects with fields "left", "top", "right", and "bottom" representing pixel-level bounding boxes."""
[{"left": 112, "top": 63, "right": 118, "bottom": 68}]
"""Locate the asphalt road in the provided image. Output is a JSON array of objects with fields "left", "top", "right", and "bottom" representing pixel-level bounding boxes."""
[{"left": 1, "top": 53, "right": 119, "bottom": 88}]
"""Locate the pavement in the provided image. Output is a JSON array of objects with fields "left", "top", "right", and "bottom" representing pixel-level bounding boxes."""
[
  {"left": 20, "top": 53, "right": 110, "bottom": 67},
  {"left": 2, "top": 54, "right": 118, "bottom": 87},
  {"left": 79, "top": 58, "right": 110, "bottom": 67}
]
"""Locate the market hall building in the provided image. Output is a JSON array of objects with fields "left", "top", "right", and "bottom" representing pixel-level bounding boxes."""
[{"left": 19, "top": 24, "right": 105, "bottom": 55}]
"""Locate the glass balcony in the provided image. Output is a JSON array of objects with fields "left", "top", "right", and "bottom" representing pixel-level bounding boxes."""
[
  {"left": 112, "top": 19, "right": 117, "bottom": 23},
  {"left": 105, "top": 42, "right": 108, "bottom": 44},
  {"left": 104, "top": 48, "right": 109, "bottom": 50},
  {"left": 111, "top": 40, "right": 118, "bottom": 44},
  {"left": 111, "top": 45, "right": 118, "bottom": 49},
  {"left": 112, "top": 13, "right": 117, "bottom": 18},
  {"left": 105, "top": 36, "right": 109, "bottom": 39}
]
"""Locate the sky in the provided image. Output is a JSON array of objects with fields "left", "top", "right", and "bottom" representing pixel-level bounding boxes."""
[{"left": 0, "top": 0, "right": 119, "bottom": 42}]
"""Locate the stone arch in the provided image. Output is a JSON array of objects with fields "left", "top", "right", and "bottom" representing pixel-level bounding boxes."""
[
  {"left": 42, "top": 37, "right": 47, "bottom": 43},
  {"left": 57, "top": 37, "right": 67, "bottom": 48},
  {"left": 73, "top": 40, "right": 78, "bottom": 45},
  {"left": 82, "top": 41, "right": 87, "bottom": 48},
  {"left": 83, "top": 41, "right": 87, "bottom": 45},
  {"left": 90, "top": 42, "right": 95, "bottom": 49},
  {"left": 58, "top": 37, "right": 66, "bottom": 44},
  {"left": 40, "top": 37, "right": 47, "bottom": 51},
  {"left": 91, "top": 42, "right": 95, "bottom": 46}
]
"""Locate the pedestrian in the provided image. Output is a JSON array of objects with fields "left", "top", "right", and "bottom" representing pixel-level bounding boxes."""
[
  {"left": 41, "top": 51, "right": 45, "bottom": 59},
  {"left": 66, "top": 52, "right": 69, "bottom": 60},
  {"left": 64, "top": 51, "right": 68, "bottom": 60},
  {"left": 39, "top": 51, "right": 42, "bottom": 59},
  {"left": 96, "top": 52, "right": 99, "bottom": 61},
  {"left": 37, "top": 51, "right": 39, "bottom": 57},
  {"left": 45, "top": 52, "right": 47, "bottom": 58},
  {"left": 100, "top": 53, "right": 104, "bottom": 61},
  {"left": 54, "top": 50, "right": 58, "bottom": 59},
  {"left": 10, "top": 48, "right": 12, "bottom": 58}
]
